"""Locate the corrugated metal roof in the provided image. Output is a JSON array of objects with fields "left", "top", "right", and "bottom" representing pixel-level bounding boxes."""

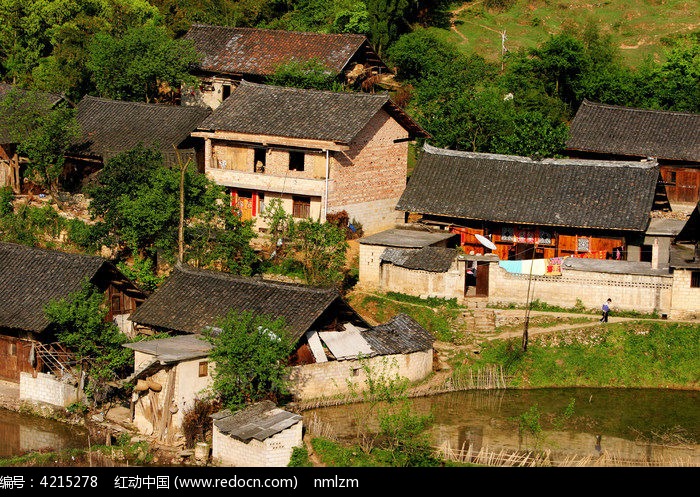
[
  {"left": 212, "top": 401, "right": 301, "bottom": 442},
  {"left": 381, "top": 246, "right": 457, "bottom": 272},
  {"left": 318, "top": 325, "right": 373, "bottom": 361},
  {"left": 123, "top": 334, "right": 212, "bottom": 363},
  {"left": 360, "top": 227, "right": 458, "bottom": 248},
  {"left": 305, "top": 330, "right": 327, "bottom": 363}
]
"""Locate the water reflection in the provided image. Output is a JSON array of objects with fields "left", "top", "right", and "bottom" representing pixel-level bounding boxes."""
[
  {"left": 0, "top": 408, "right": 90, "bottom": 458},
  {"left": 303, "top": 388, "right": 700, "bottom": 466}
]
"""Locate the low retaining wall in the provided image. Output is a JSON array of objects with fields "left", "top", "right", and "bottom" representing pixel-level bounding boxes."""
[
  {"left": 288, "top": 349, "right": 433, "bottom": 401},
  {"left": 19, "top": 372, "right": 84, "bottom": 408}
]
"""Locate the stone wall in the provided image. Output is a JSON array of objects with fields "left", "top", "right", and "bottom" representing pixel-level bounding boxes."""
[
  {"left": 288, "top": 349, "right": 433, "bottom": 401},
  {"left": 670, "top": 268, "right": 700, "bottom": 319},
  {"left": 212, "top": 421, "right": 303, "bottom": 467},
  {"left": 19, "top": 372, "right": 84, "bottom": 408},
  {"left": 488, "top": 264, "right": 674, "bottom": 314}
]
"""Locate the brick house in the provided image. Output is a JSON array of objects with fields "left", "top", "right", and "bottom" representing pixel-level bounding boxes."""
[
  {"left": 565, "top": 99, "right": 700, "bottom": 211},
  {"left": 64, "top": 96, "right": 211, "bottom": 190},
  {"left": 181, "top": 24, "right": 390, "bottom": 109},
  {"left": 191, "top": 80, "right": 429, "bottom": 235},
  {"left": 0, "top": 242, "right": 146, "bottom": 383}
]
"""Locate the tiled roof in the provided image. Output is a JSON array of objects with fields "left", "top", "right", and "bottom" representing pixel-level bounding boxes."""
[
  {"left": 363, "top": 313, "right": 435, "bottom": 355},
  {"left": 0, "top": 83, "right": 66, "bottom": 143},
  {"left": 566, "top": 100, "right": 700, "bottom": 162},
  {"left": 396, "top": 144, "right": 660, "bottom": 231},
  {"left": 0, "top": 242, "right": 109, "bottom": 333},
  {"left": 197, "top": 80, "right": 428, "bottom": 143},
  {"left": 129, "top": 264, "right": 354, "bottom": 341},
  {"left": 359, "top": 227, "right": 458, "bottom": 248},
  {"left": 381, "top": 246, "right": 457, "bottom": 272},
  {"left": 676, "top": 202, "right": 699, "bottom": 242},
  {"left": 183, "top": 24, "right": 374, "bottom": 77},
  {"left": 212, "top": 400, "right": 301, "bottom": 442},
  {"left": 72, "top": 96, "right": 211, "bottom": 159}
]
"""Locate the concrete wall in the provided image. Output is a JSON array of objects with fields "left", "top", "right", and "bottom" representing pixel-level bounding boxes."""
[
  {"left": 288, "top": 349, "right": 433, "bottom": 401},
  {"left": 488, "top": 264, "right": 674, "bottom": 315},
  {"left": 19, "top": 372, "right": 84, "bottom": 408},
  {"left": 670, "top": 268, "right": 700, "bottom": 319},
  {"left": 212, "top": 420, "right": 303, "bottom": 467},
  {"left": 380, "top": 261, "right": 465, "bottom": 300}
]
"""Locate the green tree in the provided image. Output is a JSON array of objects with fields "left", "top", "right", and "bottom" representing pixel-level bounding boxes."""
[
  {"left": 366, "top": 0, "right": 410, "bottom": 56},
  {"left": 0, "top": 87, "right": 80, "bottom": 200},
  {"left": 287, "top": 217, "right": 348, "bottom": 286},
  {"left": 203, "top": 309, "right": 295, "bottom": 411},
  {"left": 87, "top": 23, "right": 200, "bottom": 102},
  {"left": 44, "top": 281, "right": 133, "bottom": 390},
  {"left": 267, "top": 59, "right": 342, "bottom": 91}
]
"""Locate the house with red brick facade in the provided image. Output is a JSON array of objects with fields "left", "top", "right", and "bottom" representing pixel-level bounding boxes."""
[
  {"left": 181, "top": 24, "right": 390, "bottom": 110},
  {"left": 190, "top": 80, "right": 429, "bottom": 235}
]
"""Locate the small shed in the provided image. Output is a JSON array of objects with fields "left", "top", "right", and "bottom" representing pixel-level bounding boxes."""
[
  {"left": 210, "top": 400, "right": 302, "bottom": 467},
  {"left": 122, "top": 334, "right": 214, "bottom": 443}
]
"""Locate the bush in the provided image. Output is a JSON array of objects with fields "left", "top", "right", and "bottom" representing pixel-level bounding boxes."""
[{"left": 181, "top": 398, "right": 221, "bottom": 449}]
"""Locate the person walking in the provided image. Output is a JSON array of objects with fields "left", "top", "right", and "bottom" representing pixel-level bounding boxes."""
[{"left": 600, "top": 298, "right": 611, "bottom": 322}]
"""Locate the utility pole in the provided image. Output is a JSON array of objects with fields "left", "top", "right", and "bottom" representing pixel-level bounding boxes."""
[{"left": 174, "top": 147, "right": 189, "bottom": 265}]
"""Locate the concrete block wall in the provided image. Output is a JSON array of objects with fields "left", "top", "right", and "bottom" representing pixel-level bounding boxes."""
[
  {"left": 670, "top": 269, "right": 700, "bottom": 319},
  {"left": 288, "top": 350, "right": 433, "bottom": 401},
  {"left": 212, "top": 421, "right": 302, "bottom": 467},
  {"left": 19, "top": 372, "right": 83, "bottom": 408},
  {"left": 380, "top": 263, "right": 464, "bottom": 300},
  {"left": 488, "top": 264, "right": 673, "bottom": 314}
]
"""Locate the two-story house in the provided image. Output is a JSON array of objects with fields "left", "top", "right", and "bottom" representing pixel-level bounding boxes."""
[
  {"left": 181, "top": 24, "right": 390, "bottom": 109},
  {"left": 191, "top": 80, "right": 429, "bottom": 236}
]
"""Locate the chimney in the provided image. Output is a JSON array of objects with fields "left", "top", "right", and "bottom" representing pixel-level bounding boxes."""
[{"left": 651, "top": 237, "right": 659, "bottom": 269}]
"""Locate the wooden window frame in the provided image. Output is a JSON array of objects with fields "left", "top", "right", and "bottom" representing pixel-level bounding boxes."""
[
  {"left": 198, "top": 361, "right": 208, "bottom": 377},
  {"left": 292, "top": 196, "right": 311, "bottom": 219}
]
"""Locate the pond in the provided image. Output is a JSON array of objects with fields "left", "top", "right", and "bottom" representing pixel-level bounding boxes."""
[
  {"left": 302, "top": 387, "right": 700, "bottom": 466},
  {"left": 0, "top": 408, "right": 90, "bottom": 459}
]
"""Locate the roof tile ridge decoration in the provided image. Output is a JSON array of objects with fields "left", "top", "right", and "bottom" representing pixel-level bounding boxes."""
[
  {"left": 189, "top": 23, "right": 366, "bottom": 39},
  {"left": 422, "top": 143, "right": 540, "bottom": 164},
  {"left": 1, "top": 240, "right": 107, "bottom": 263},
  {"left": 540, "top": 157, "right": 658, "bottom": 169},
  {"left": 237, "top": 79, "right": 390, "bottom": 101},
  {"left": 80, "top": 95, "right": 206, "bottom": 111},
  {"left": 175, "top": 263, "right": 338, "bottom": 294},
  {"left": 580, "top": 99, "right": 700, "bottom": 118}
]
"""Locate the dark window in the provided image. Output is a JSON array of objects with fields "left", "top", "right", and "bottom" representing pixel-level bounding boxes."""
[
  {"left": 222, "top": 84, "right": 231, "bottom": 100},
  {"left": 199, "top": 361, "right": 208, "bottom": 377},
  {"left": 292, "top": 196, "right": 311, "bottom": 218},
  {"left": 289, "top": 151, "right": 305, "bottom": 171},
  {"left": 111, "top": 294, "right": 122, "bottom": 312},
  {"left": 691, "top": 271, "right": 700, "bottom": 288},
  {"left": 254, "top": 148, "right": 266, "bottom": 172}
]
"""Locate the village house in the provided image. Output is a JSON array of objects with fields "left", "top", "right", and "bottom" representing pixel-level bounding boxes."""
[
  {"left": 0, "top": 84, "right": 68, "bottom": 193},
  {"left": 123, "top": 264, "right": 434, "bottom": 433},
  {"left": 64, "top": 96, "right": 212, "bottom": 191},
  {"left": 181, "top": 24, "right": 390, "bottom": 109},
  {"left": 353, "top": 144, "right": 699, "bottom": 318},
  {"left": 0, "top": 242, "right": 146, "bottom": 406},
  {"left": 190, "top": 80, "right": 429, "bottom": 235},
  {"left": 565, "top": 99, "right": 700, "bottom": 211}
]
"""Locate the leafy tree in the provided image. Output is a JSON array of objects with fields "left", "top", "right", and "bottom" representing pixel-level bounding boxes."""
[
  {"left": 366, "top": 0, "right": 410, "bottom": 57},
  {"left": 87, "top": 23, "right": 200, "bottom": 102},
  {"left": 0, "top": 87, "right": 80, "bottom": 200},
  {"left": 116, "top": 254, "right": 165, "bottom": 292},
  {"left": 333, "top": 2, "right": 370, "bottom": 34},
  {"left": 287, "top": 217, "right": 348, "bottom": 286},
  {"left": 44, "top": 281, "right": 133, "bottom": 388},
  {"left": 203, "top": 309, "right": 295, "bottom": 411},
  {"left": 267, "top": 58, "right": 342, "bottom": 91}
]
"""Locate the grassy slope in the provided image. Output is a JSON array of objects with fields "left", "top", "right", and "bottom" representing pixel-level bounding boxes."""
[{"left": 446, "top": 0, "right": 699, "bottom": 67}]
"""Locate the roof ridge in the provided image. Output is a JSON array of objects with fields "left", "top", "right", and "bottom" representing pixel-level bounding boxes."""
[
  {"left": 188, "top": 24, "right": 366, "bottom": 39},
  {"left": 581, "top": 99, "right": 700, "bottom": 118},
  {"left": 238, "top": 79, "right": 389, "bottom": 100},
  {"left": 174, "top": 264, "right": 337, "bottom": 293},
  {"left": 0, "top": 241, "right": 106, "bottom": 262},
  {"left": 80, "top": 95, "right": 209, "bottom": 112}
]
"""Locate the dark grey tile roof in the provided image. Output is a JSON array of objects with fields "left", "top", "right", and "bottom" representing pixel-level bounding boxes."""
[
  {"left": 129, "top": 264, "right": 349, "bottom": 341},
  {"left": 396, "top": 144, "right": 660, "bottom": 231},
  {"left": 0, "top": 83, "right": 66, "bottom": 143},
  {"left": 197, "top": 80, "right": 428, "bottom": 143},
  {"left": 560, "top": 257, "right": 671, "bottom": 276},
  {"left": 566, "top": 100, "right": 700, "bottom": 162},
  {"left": 212, "top": 400, "right": 301, "bottom": 442},
  {"left": 0, "top": 242, "right": 109, "bottom": 333},
  {"left": 381, "top": 246, "right": 457, "bottom": 272},
  {"left": 669, "top": 243, "right": 700, "bottom": 269},
  {"left": 123, "top": 334, "right": 212, "bottom": 363},
  {"left": 363, "top": 313, "right": 435, "bottom": 355},
  {"left": 359, "top": 227, "right": 458, "bottom": 248},
  {"left": 72, "top": 96, "right": 211, "bottom": 159},
  {"left": 183, "top": 24, "right": 371, "bottom": 77}
]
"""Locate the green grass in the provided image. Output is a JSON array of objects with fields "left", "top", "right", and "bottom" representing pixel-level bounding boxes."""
[
  {"left": 448, "top": 0, "right": 699, "bottom": 67},
  {"left": 455, "top": 321, "right": 700, "bottom": 389}
]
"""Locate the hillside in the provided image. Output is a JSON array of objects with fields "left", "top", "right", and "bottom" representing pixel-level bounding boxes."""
[{"left": 447, "top": 0, "right": 699, "bottom": 67}]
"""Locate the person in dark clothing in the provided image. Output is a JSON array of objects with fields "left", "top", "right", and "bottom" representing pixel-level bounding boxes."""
[{"left": 600, "top": 298, "right": 611, "bottom": 322}]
